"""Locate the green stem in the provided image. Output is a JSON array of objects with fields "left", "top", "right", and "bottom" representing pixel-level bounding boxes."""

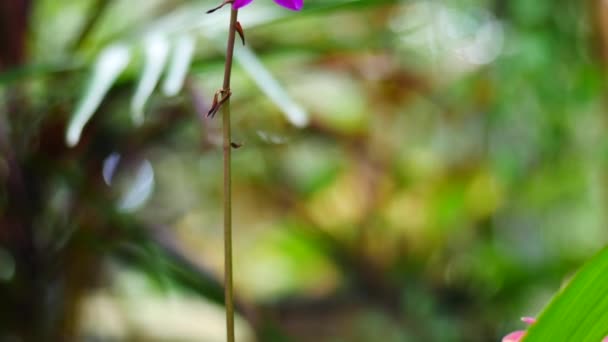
[
  {"left": 70, "top": 0, "right": 112, "bottom": 50},
  {"left": 222, "top": 8, "right": 239, "bottom": 342}
]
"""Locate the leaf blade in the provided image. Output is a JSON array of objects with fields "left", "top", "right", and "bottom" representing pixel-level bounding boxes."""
[{"left": 524, "top": 247, "right": 608, "bottom": 342}]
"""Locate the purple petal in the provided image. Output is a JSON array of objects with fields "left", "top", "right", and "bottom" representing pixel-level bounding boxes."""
[
  {"left": 274, "top": 0, "right": 303, "bottom": 11},
  {"left": 521, "top": 317, "right": 536, "bottom": 325},
  {"left": 233, "top": 0, "right": 254, "bottom": 9},
  {"left": 502, "top": 331, "right": 526, "bottom": 342}
]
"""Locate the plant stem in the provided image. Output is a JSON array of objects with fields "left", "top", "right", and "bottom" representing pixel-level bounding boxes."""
[
  {"left": 222, "top": 8, "right": 239, "bottom": 342},
  {"left": 70, "top": 0, "right": 112, "bottom": 50}
]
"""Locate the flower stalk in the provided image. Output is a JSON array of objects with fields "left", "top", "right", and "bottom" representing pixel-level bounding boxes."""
[
  {"left": 220, "top": 7, "right": 239, "bottom": 342},
  {"left": 207, "top": 2, "right": 302, "bottom": 341}
]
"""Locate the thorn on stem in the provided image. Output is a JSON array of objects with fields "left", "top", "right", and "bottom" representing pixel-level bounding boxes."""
[
  {"left": 207, "top": 88, "right": 232, "bottom": 118},
  {"left": 230, "top": 142, "right": 243, "bottom": 149},
  {"left": 235, "top": 22, "right": 246, "bottom": 45}
]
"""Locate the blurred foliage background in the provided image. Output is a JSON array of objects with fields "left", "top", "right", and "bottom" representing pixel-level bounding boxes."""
[{"left": 1, "top": 0, "right": 607, "bottom": 341}]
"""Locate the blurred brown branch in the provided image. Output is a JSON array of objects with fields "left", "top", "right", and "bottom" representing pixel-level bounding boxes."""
[{"left": 0, "top": 0, "right": 30, "bottom": 71}]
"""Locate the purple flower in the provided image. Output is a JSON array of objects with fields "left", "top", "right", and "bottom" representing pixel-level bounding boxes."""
[
  {"left": 232, "top": 0, "right": 303, "bottom": 11},
  {"left": 502, "top": 317, "right": 535, "bottom": 342},
  {"left": 502, "top": 330, "right": 525, "bottom": 342}
]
